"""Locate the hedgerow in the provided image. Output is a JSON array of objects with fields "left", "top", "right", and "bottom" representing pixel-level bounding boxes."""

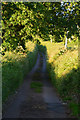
[
  {"left": 41, "top": 41, "right": 79, "bottom": 117},
  {"left": 2, "top": 42, "right": 38, "bottom": 103}
]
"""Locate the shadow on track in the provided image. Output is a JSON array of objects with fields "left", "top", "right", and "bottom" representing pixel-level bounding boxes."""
[{"left": 3, "top": 45, "right": 70, "bottom": 118}]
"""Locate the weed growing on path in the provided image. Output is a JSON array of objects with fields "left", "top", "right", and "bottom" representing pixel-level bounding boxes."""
[{"left": 30, "top": 81, "right": 43, "bottom": 93}]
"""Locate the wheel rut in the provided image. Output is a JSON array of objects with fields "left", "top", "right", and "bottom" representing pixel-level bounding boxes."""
[{"left": 3, "top": 53, "right": 70, "bottom": 118}]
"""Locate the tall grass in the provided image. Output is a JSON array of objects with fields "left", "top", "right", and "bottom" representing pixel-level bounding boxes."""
[
  {"left": 2, "top": 42, "right": 38, "bottom": 103},
  {"left": 41, "top": 41, "right": 79, "bottom": 117}
]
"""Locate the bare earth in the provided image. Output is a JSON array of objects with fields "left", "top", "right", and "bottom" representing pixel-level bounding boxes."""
[{"left": 3, "top": 53, "right": 71, "bottom": 118}]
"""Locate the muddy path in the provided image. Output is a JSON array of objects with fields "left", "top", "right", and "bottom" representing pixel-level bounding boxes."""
[{"left": 3, "top": 53, "right": 70, "bottom": 118}]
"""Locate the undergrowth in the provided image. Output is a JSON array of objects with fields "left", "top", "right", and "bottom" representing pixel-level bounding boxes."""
[
  {"left": 41, "top": 41, "right": 79, "bottom": 118},
  {"left": 2, "top": 42, "right": 38, "bottom": 103}
]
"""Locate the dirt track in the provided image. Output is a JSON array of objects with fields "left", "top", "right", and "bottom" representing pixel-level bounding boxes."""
[{"left": 3, "top": 53, "right": 70, "bottom": 118}]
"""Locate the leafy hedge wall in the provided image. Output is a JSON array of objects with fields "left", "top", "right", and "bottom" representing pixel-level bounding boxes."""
[
  {"left": 2, "top": 2, "right": 79, "bottom": 51},
  {"left": 42, "top": 41, "right": 79, "bottom": 117},
  {"left": 2, "top": 42, "right": 38, "bottom": 103}
]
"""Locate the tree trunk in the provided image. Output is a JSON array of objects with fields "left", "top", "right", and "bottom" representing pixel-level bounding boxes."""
[
  {"left": 65, "top": 36, "right": 67, "bottom": 48},
  {"left": 51, "top": 39, "right": 52, "bottom": 43}
]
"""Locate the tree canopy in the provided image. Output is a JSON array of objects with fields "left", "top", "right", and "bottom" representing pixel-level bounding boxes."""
[{"left": 2, "top": 2, "right": 80, "bottom": 50}]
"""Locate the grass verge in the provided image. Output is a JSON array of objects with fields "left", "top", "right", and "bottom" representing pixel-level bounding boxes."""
[
  {"left": 30, "top": 81, "right": 43, "bottom": 93},
  {"left": 2, "top": 42, "right": 38, "bottom": 103},
  {"left": 41, "top": 41, "right": 79, "bottom": 118}
]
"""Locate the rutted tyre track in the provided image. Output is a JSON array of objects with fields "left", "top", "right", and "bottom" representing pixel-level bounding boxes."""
[{"left": 3, "top": 53, "right": 70, "bottom": 118}]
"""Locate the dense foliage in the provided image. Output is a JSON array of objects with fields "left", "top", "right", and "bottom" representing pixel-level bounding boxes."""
[
  {"left": 2, "top": 2, "right": 79, "bottom": 51},
  {"left": 2, "top": 42, "right": 38, "bottom": 102},
  {"left": 41, "top": 41, "right": 79, "bottom": 117},
  {"left": 1, "top": 2, "right": 79, "bottom": 117}
]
